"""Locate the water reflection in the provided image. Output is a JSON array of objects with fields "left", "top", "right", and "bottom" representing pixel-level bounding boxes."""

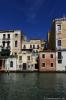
[{"left": 0, "top": 73, "right": 66, "bottom": 100}]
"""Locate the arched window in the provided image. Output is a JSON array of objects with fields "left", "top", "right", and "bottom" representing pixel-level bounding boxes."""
[{"left": 10, "top": 61, "right": 13, "bottom": 67}]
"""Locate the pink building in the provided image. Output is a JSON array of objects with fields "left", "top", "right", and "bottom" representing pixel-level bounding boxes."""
[{"left": 39, "top": 51, "right": 56, "bottom": 72}]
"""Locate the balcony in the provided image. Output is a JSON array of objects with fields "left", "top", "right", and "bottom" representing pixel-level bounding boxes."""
[
  {"left": 2, "top": 46, "right": 10, "bottom": 50},
  {"left": 2, "top": 37, "right": 10, "bottom": 40}
]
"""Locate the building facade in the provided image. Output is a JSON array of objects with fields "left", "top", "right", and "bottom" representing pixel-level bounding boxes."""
[
  {"left": 0, "top": 30, "right": 22, "bottom": 56},
  {"left": 22, "top": 39, "right": 45, "bottom": 52},
  {"left": 5, "top": 56, "right": 17, "bottom": 71},
  {"left": 17, "top": 49, "right": 36, "bottom": 71},
  {"left": 49, "top": 18, "right": 66, "bottom": 50},
  {"left": 48, "top": 18, "right": 66, "bottom": 71},
  {"left": 56, "top": 50, "right": 66, "bottom": 71},
  {"left": 39, "top": 51, "right": 56, "bottom": 71}
]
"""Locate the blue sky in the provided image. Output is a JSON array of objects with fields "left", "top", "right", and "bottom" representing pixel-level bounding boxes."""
[{"left": 0, "top": 0, "right": 66, "bottom": 40}]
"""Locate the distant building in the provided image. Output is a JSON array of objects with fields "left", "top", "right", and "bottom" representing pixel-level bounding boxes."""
[
  {"left": 49, "top": 18, "right": 66, "bottom": 50},
  {"left": 56, "top": 50, "right": 66, "bottom": 71},
  {"left": 39, "top": 51, "right": 56, "bottom": 71},
  {"left": 5, "top": 56, "right": 17, "bottom": 71},
  {"left": 0, "top": 30, "right": 23, "bottom": 56},
  {"left": 22, "top": 39, "right": 46, "bottom": 52},
  {"left": 48, "top": 18, "right": 66, "bottom": 71},
  {"left": 17, "top": 49, "right": 36, "bottom": 71},
  {"left": 0, "top": 46, "right": 10, "bottom": 71}
]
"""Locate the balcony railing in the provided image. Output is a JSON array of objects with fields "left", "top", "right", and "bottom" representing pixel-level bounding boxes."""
[
  {"left": 2, "top": 37, "right": 10, "bottom": 40},
  {"left": 2, "top": 46, "right": 10, "bottom": 50}
]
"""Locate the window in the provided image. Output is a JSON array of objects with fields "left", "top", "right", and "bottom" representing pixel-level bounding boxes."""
[
  {"left": 8, "top": 34, "right": 10, "bottom": 39},
  {"left": 3, "top": 34, "right": 5, "bottom": 39},
  {"left": 58, "top": 52, "right": 62, "bottom": 59},
  {"left": 15, "top": 34, "right": 18, "bottom": 37},
  {"left": 32, "top": 64, "right": 33, "bottom": 67},
  {"left": 19, "top": 56, "right": 22, "bottom": 60},
  {"left": 10, "top": 61, "right": 13, "bottom": 67},
  {"left": 19, "top": 65, "right": 22, "bottom": 68},
  {"left": 7, "top": 41, "right": 10, "bottom": 47},
  {"left": 15, "top": 53, "right": 17, "bottom": 57},
  {"left": 36, "top": 50, "right": 38, "bottom": 53},
  {"left": 58, "top": 60, "right": 62, "bottom": 63},
  {"left": 27, "top": 56, "right": 30, "bottom": 60},
  {"left": 57, "top": 25, "right": 61, "bottom": 30},
  {"left": 42, "top": 63, "right": 45, "bottom": 67},
  {"left": 56, "top": 24, "right": 61, "bottom": 32},
  {"left": 28, "top": 65, "right": 30, "bottom": 68},
  {"left": 2, "top": 41, "right": 5, "bottom": 47},
  {"left": 33, "top": 45, "right": 35, "bottom": 49},
  {"left": 37, "top": 45, "right": 39, "bottom": 49},
  {"left": 58, "top": 40, "right": 61, "bottom": 46},
  {"left": 50, "top": 54, "right": 53, "bottom": 58},
  {"left": 15, "top": 41, "right": 18, "bottom": 47},
  {"left": 30, "top": 45, "right": 32, "bottom": 49},
  {"left": 23, "top": 45, "right": 26, "bottom": 49},
  {"left": 51, "top": 63, "right": 53, "bottom": 67},
  {"left": 42, "top": 54, "right": 45, "bottom": 58}
]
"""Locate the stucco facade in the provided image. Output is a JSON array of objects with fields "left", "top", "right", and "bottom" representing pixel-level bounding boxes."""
[
  {"left": 39, "top": 51, "right": 56, "bottom": 71},
  {"left": 5, "top": 57, "right": 17, "bottom": 71},
  {"left": 49, "top": 18, "right": 66, "bottom": 50},
  {"left": 0, "top": 30, "right": 22, "bottom": 56},
  {"left": 12, "top": 30, "right": 22, "bottom": 56},
  {"left": 17, "top": 50, "right": 36, "bottom": 71},
  {"left": 22, "top": 39, "right": 45, "bottom": 52},
  {"left": 56, "top": 50, "right": 66, "bottom": 71}
]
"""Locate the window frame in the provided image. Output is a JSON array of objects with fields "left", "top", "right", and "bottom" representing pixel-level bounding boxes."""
[
  {"left": 56, "top": 24, "right": 61, "bottom": 33},
  {"left": 15, "top": 41, "right": 18, "bottom": 47},
  {"left": 15, "top": 33, "right": 18, "bottom": 37},
  {"left": 37, "top": 45, "right": 39, "bottom": 49},
  {"left": 50, "top": 54, "right": 53, "bottom": 58},
  {"left": 10, "top": 61, "right": 13, "bottom": 67},
  {"left": 51, "top": 63, "right": 53, "bottom": 67},
  {"left": 3, "top": 34, "right": 6, "bottom": 39},
  {"left": 58, "top": 40, "right": 61, "bottom": 46},
  {"left": 19, "top": 56, "right": 22, "bottom": 60},
  {"left": 33, "top": 45, "right": 35, "bottom": 49},
  {"left": 27, "top": 56, "right": 30, "bottom": 60},
  {"left": 8, "top": 34, "right": 10, "bottom": 39},
  {"left": 58, "top": 60, "right": 62, "bottom": 64},
  {"left": 42, "top": 63, "right": 45, "bottom": 67},
  {"left": 23, "top": 45, "right": 26, "bottom": 49},
  {"left": 42, "top": 54, "right": 45, "bottom": 58}
]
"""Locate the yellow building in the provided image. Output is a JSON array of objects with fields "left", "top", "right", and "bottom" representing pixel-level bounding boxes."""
[
  {"left": 49, "top": 18, "right": 66, "bottom": 50},
  {"left": 0, "top": 30, "right": 23, "bottom": 56},
  {"left": 22, "top": 39, "right": 46, "bottom": 52},
  {"left": 12, "top": 30, "right": 22, "bottom": 56}
]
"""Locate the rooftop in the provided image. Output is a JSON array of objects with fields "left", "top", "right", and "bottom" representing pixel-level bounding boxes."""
[
  {"left": 0, "top": 30, "right": 21, "bottom": 33},
  {"left": 53, "top": 17, "right": 66, "bottom": 22}
]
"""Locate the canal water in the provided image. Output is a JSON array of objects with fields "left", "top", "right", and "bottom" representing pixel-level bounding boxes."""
[{"left": 0, "top": 73, "right": 66, "bottom": 100}]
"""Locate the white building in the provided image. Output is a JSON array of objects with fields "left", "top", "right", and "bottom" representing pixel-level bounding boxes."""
[
  {"left": 56, "top": 50, "right": 66, "bottom": 71},
  {"left": 5, "top": 56, "right": 17, "bottom": 71},
  {"left": 0, "top": 30, "right": 22, "bottom": 56},
  {"left": 17, "top": 49, "right": 36, "bottom": 71},
  {"left": 22, "top": 39, "right": 45, "bottom": 52},
  {"left": 49, "top": 18, "right": 66, "bottom": 71}
]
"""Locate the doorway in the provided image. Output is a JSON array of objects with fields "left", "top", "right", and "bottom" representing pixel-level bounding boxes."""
[
  {"left": 0, "top": 60, "right": 2, "bottom": 69},
  {"left": 23, "top": 63, "right": 26, "bottom": 70}
]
